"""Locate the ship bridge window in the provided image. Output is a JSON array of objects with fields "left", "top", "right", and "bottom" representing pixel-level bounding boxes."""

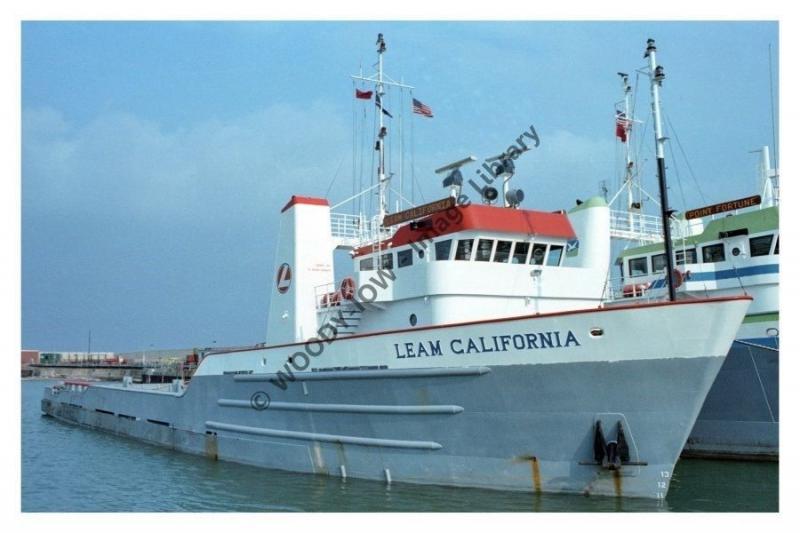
[
  {"left": 530, "top": 243, "right": 547, "bottom": 265},
  {"left": 435, "top": 239, "right": 452, "bottom": 260},
  {"left": 455, "top": 239, "right": 474, "bottom": 261},
  {"left": 774, "top": 237, "right": 779, "bottom": 255},
  {"left": 512, "top": 242, "right": 530, "bottom": 264},
  {"left": 475, "top": 239, "right": 494, "bottom": 262},
  {"left": 359, "top": 257, "right": 374, "bottom": 271},
  {"left": 702, "top": 243, "right": 726, "bottom": 263},
  {"left": 628, "top": 257, "right": 648, "bottom": 277},
  {"left": 546, "top": 245, "right": 564, "bottom": 266},
  {"left": 676, "top": 248, "right": 697, "bottom": 265},
  {"left": 381, "top": 253, "right": 394, "bottom": 270},
  {"left": 651, "top": 253, "right": 667, "bottom": 273},
  {"left": 493, "top": 240, "right": 513, "bottom": 263},
  {"left": 749, "top": 234, "right": 774, "bottom": 257},
  {"left": 719, "top": 228, "right": 749, "bottom": 239},
  {"left": 398, "top": 249, "right": 413, "bottom": 268}
]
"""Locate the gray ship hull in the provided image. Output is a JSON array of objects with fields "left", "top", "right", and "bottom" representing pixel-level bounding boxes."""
[
  {"left": 685, "top": 337, "right": 778, "bottom": 459},
  {"left": 43, "top": 357, "right": 722, "bottom": 500}
]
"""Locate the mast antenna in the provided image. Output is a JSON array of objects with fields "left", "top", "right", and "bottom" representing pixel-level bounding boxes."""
[
  {"left": 351, "top": 34, "right": 414, "bottom": 225},
  {"left": 645, "top": 38, "right": 678, "bottom": 302},
  {"left": 768, "top": 43, "right": 779, "bottom": 173},
  {"left": 617, "top": 72, "right": 636, "bottom": 231}
]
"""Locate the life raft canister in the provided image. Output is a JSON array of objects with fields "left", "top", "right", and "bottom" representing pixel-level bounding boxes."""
[
  {"left": 321, "top": 291, "right": 342, "bottom": 307},
  {"left": 622, "top": 282, "right": 651, "bottom": 298}
]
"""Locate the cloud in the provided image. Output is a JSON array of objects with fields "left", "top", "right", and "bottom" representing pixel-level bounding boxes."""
[
  {"left": 22, "top": 102, "right": 351, "bottom": 224},
  {"left": 22, "top": 102, "right": 356, "bottom": 350},
  {"left": 534, "top": 129, "right": 618, "bottom": 190},
  {"left": 483, "top": 128, "right": 618, "bottom": 211}
]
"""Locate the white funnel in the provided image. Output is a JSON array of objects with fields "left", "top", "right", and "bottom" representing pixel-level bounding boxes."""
[
  {"left": 564, "top": 196, "right": 610, "bottom": 270},
  {"left": 266, "top": 196, "right": 334, "bottom": 344}
]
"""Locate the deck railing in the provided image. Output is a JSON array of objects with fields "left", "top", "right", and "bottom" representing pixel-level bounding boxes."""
[
  {"left": 603, "top": 274, "right": 670, "bottom": 304},
  {"left": 609, "top": 210, "right": 665, "bottom": 243},
  {"left": 330, "top": 212, "right": 393, "bottom": 249}
]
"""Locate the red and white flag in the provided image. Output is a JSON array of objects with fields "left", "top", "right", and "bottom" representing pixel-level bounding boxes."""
[
  {"left": 615, "top": 111, "right": 631, "bottom": 142},
  {"left": 355, "top": 89, "right": 373, "bottom": 100}
]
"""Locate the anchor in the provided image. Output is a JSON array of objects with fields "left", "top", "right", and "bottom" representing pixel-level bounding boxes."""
[{"left": 582, "top": 420, "right": 647, "bottom": 469}]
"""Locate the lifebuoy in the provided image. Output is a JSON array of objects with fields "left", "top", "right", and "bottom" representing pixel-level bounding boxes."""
[
  {"left": 340, "top": 277, "right": 356, "bottom": 300},
  {"left": 671, "top": 268, "right": 684, "bottom": 289}
]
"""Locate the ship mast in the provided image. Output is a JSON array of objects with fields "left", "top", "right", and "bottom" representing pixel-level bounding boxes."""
[
  {"left": 376, "top": 34, "right": 387, "bottom": 221},
  {"left": 759, "top": 146, "right": 779, "bottom": 206},
  {"left": 618, "top": 72, "right": 636, "bottom": 231},
  {"left": 351, "top": 33, "right": 414, "bottom": 224},
  {"left": 645, "top": 38, "right": 677, "bottom": 301}
]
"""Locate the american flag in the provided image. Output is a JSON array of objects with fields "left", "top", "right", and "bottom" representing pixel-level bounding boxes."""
[{"left": 412, "top": 98, "right": 433, "bottom": 118}]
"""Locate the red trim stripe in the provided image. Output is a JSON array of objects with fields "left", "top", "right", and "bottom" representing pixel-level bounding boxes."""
[
  {"left": 203, "top": 295, "right": 752, "bottom": 358},
  {"left": 281, "top": 196, "right": 330, "bottom": 213},
  {"left": 354, "top": 203, "right": 575, "bottom": 257}
]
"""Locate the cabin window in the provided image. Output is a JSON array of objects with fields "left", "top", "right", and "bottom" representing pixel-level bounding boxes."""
[
  {"left": 546, "top": 245, "right": 564, "bottom": 266},
  {"left": 749, "top": 235, "right": 774, "bottom": 257},
  {"left": 675, "top": 248, "right": 697, "bottom": 265},
  {"left": 651, "top": 253, "right": 668, "bottom": 273},
  {"left": 475, "top": 239, "right": 494, "bottom": 262},
  {"left": 512, "top": 242, "right": 530, "bottom": 264},
  {"left": 359, "top": 257, "right": 374, "bottom": 271},
  {"left": 774, "top": 237, "right": 779, "bottom": 255},
  {"left": 702, "top": 243, "right": 725, "bottom": 263},
  {"left": 530, "top": 243, "right": 547, "bottom": 265},
  {"left": 454, "top": 239, "right": 474, "bottom": 261},
  {"left": 629, "top": 257, "right": 648, "bottom": 277},
  {"left": 435, "top": 239, "right": 452, "bottom": 260},
  {"left": 397, "top": 249, "right": 413, "bottom": 268},
  {"left": 381, "top": 253, "right": 394, "bottom": 270},
  {"left": 493, "top": 240, "right": 513, "bottom": 263}
]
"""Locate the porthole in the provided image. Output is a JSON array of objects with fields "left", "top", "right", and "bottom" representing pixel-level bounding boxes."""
[
  {"left": 261, "top": 357, "right": 267, "bottom": 367},
  {"left": 732, "top": 247, "right": 741, "bottom": 257},
  {"left": 409, "top": 313, "right": 418, "bottom": 327},
  {"left": 417, "top": 250, "right": 424, "bottom": 259},
  {"left": 589, "top": 327, "right": 604, "bottom": 337}
]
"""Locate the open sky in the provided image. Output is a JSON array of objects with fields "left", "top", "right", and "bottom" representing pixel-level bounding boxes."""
[{"left": 22, "top": 21, "right": 779, "bottom": 352}]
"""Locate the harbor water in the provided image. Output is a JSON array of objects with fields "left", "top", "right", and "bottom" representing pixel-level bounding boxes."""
[{"left": 21, "top": 380, "right": 778, "bottom": 512}]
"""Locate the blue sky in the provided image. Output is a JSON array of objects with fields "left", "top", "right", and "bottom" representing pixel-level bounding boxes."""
[{"left": 22, "top": 21, "right": 778, "bottom": 351}]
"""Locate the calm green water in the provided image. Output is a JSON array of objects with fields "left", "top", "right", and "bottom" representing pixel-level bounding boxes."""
[{"left": 21, "top": 380, "right": 778, "bottom": 512}]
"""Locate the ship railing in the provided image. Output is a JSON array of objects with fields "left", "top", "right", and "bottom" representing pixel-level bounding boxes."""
[
  {"left": 609, "top": 210, "right": 664, "bottom": 243},
  {"left": 314, "top": 277, "right": 360, "bottom": 310},
  {"left": 330, "top": 212, "right": 394, "bottom": 249},
  {"left": 603, "top": 275, "right": 670, "bottom": 304},
  {"left": 314, "top": 281, "right": 338, "bottom": 310}
]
